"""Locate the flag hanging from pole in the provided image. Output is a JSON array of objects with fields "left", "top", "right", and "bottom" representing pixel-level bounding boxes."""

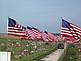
[
  {"left": 8, "top": 18, "right": 27, "bottom": 37},
  {"left": 26, "top": 26, "right": 36, "bottom": 40},
  {"left": 31, "top": 27, "right": 42, "bottom": 40},
  {"left": 48, "top": 32, "right": 57, "bottom": 42},
  {"left": 41, "top": 31, "right": 51, "bottom": 42},
  {"left": 61, "top": 19, "right": 81, "bottom": 43}
]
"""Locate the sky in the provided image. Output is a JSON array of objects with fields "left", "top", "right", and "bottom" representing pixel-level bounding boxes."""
[{"left": 0, "top": 0, "right": 81, "bottom": 33}]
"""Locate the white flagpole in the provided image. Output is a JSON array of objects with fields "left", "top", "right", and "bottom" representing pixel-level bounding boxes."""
[{"left": 7, "top": 17, "right": 9, "bottom": 35}]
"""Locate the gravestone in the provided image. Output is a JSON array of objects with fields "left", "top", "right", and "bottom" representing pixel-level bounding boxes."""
[{"left": 0, "top": 52, "right": 11, "bottom": 61}]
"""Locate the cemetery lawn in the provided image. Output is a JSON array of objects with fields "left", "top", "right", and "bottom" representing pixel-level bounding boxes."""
[{"left": 0, "top": 38, "right": 57, "bottom": 61}]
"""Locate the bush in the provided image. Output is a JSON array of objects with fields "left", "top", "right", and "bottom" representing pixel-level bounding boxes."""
[{"left": 62, "top": 44, "right": 79, "bottom": 61}]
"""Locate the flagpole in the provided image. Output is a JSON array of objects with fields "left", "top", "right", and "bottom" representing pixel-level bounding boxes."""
[
  {"left": 7, "top": 17, "right": 9, "bottom": 35},
  {"left": 60, "top": 17, "right": 65, "bottom": 47},
  {"left": 60, "top": 17, "right": 63, "bottom": 41}
]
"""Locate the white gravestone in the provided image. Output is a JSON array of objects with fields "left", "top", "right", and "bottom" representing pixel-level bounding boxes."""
[{"left": 0, "top": 52, "right": 11, "bottom": 61}]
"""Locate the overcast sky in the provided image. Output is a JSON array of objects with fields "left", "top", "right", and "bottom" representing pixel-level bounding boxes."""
[{"left": 0, "top": 0, "right": 81, "bottom": 33}]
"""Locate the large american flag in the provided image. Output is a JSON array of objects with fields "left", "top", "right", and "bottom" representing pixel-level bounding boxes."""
[
  {"left": 61, "top": 19, "right": 81, "bottom": 43},
  {"left": 8, "top": 18, "right": 27, "bottom": 37}
]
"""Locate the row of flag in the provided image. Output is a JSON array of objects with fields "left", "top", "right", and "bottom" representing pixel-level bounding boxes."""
[
  {"left": 8, "top": 18, "right": 58, "bottom": 42},
  {"left": 8, "top": 17, "right": 81, "bottom": 44}
]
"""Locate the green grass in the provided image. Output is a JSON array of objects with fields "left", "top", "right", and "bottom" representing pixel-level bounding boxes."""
[
  {"left": 0, "top": 38, "right": 57, "bottom": 61},
  {"left": 59, "top": 44, "right": 81, "bottom": 61}
]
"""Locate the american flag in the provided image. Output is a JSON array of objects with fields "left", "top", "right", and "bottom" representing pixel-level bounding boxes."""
[
  {"left": 61, "top": 19, "right": 81, "bottom": 43},
  {"left": 26, "top": 26, "right": 36, "bottom": 40},
  {"left": 48, "top": 32, "right": 57, "bottom": 42},
  {"left": 41, "top": 31, "right": 51, "bottom": 42},
  {"left": 31, "top": 27, "right": 42, "bottom": 40},
  {"left": 8, "top": 18, "right": 27, "bottom": 37}
]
